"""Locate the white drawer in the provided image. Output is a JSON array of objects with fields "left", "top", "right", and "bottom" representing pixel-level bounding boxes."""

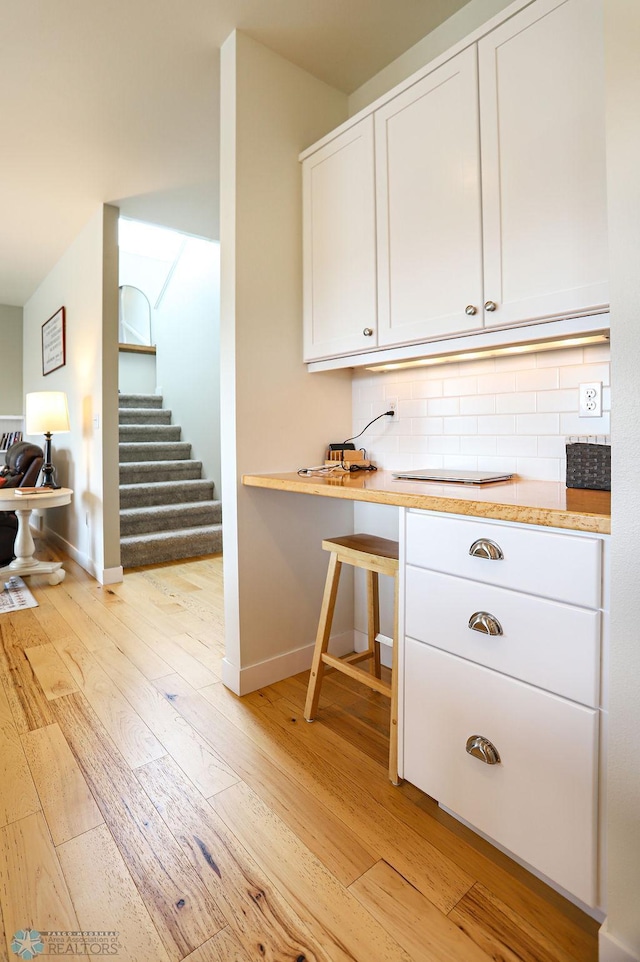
[
  {"left": 405, "top": 567, "right": 601, "bottom": 706},
  {"left": 404, "top": 640, "right": 598, "bottom": 906},
  {"left": 405, "top": 512, "right": 602, "bottom": 608}
]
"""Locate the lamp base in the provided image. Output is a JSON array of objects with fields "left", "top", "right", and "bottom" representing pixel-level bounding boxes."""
[{"left": 40, "top": 433, "right": 60, "bottom": 489}]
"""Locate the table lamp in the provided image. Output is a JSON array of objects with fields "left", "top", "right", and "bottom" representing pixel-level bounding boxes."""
[{"left": 25, "top": 391, "right": 70, "bottom": 488}]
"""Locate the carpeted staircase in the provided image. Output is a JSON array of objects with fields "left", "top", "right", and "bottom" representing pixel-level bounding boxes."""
[{"left": 119, "top": 394, "right": 222, "bottom": 567}]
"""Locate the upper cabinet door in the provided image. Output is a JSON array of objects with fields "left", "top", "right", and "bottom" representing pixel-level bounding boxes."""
[
  {"left": 302, "top": 117, "right": 377, "bottom": 362},
  {"left": 479, "top": 0, "right": 609, "bottom": 328},
  {"left": 375, "top": 46, "right": 483, "bottom": 347}
]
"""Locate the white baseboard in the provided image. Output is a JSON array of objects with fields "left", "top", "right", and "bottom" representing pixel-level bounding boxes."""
[
  {"left": 222, "top": 630, "right": 355, "bottom": 696},
  {"left": 599, "top": 923, "right": 640, "bottom": 962},
  {"left": 42, "top": 525, "right": 123, "bottom": 586},
  {"left": 354, "top": 628, "right": 393, "bottom": 668}
]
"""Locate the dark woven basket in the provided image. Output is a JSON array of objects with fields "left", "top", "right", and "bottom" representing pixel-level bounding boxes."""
[{"left": 566, "top": 441, "right": 611, "bottom": 490}]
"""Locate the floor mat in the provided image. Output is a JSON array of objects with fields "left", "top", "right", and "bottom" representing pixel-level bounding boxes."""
[{"left": 0, "top": 576, "right": 38, "bottom": 613}]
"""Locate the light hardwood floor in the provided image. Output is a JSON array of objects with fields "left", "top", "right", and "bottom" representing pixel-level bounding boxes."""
[{"left": 0, "top": 540, "right": 599, "bottom": 962}]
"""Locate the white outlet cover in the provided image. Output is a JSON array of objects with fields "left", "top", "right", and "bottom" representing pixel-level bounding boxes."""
[{"left": 579, "top": 381, "right": 602, "bottom": 418}]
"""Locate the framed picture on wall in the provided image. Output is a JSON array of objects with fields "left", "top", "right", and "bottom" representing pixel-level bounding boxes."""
[{"left": 42, "top": 307, "right": 66, "bottom": 376}]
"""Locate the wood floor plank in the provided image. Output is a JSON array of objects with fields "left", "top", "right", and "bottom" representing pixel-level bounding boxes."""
[
  {"left": 151, "top": 675, "right": 378, "bottom": 887},
  {"left": 182, "top": 927, "right": 251, "bottom": 962},
  {"left": 57, "top": 823, "right": 171, "bottom": 962},
  {"left": 50, "top": 692, "right": 225, "bottom": 961},
  {"left": 0, "top": 811, "right": 79, "bottom": 956},
  {"left": 448, "top": 883, "right": 596, "bottom": 962},
  {"left": 0, "top": 613, "right": 55, "bottom": 732},
  {"left": 49, "top": 634, "right": 165, "bottom": 769},
  {"left": 22, "top": 724, "right": 103, "bottom": 845},
  {"left": 212, "top": 780, "right": 414, "bottom": 962},
  {"left": 350, "top": 860, "right": 492, "bottom": 962},
  {"left": 199, "top": 680, "right": 473, "bottom": 914},
  {"left": 0, "top": 683, "right": 41, "bottom": 829},
  {"left": 137, "top": 754, "right": 333, "bottom": 962},
  {"left": 24, "top": 644, "right": 79, "bottom": 700},
  {"left": 91, "top": 648, "right": 238, "bottom": 797},
  {"left": 261, "top": 694, "right": 598, "bottom": 962}
]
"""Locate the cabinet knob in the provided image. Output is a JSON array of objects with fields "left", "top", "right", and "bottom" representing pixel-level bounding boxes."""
[
  {"left": 469, "top": 538, "right": 504, "bottom": 561},
  {"left": 468, "top": 611, "right": 503, "bottom": 636},
  {"left": 484, "top": 300, "right": 498, "bottom": 312},
  {"left": 363, "top": 327, "right": 374, "bottom": 337},
  {"left": 465, "top": 305, "right": 478, "bottom": 316},
  {"left": 466, "top": 734, "right": 501, "bottom": 765}
]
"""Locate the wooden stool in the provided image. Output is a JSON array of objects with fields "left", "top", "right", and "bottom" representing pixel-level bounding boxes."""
[{"left": 304, "top": 533, "right": 400, "bottom": 785}]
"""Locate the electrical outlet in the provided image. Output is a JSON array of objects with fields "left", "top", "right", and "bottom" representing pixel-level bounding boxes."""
[
  {"left": 386, "top": 398, "right": 398, "bottom": 416},
  {"left": 579, "top": 382, "right": 602, "bottom": 418}
]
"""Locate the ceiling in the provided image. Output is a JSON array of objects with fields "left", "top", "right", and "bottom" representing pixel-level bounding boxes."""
[{"left": 0, "top": 0, "right": 470, "bottom": 307}]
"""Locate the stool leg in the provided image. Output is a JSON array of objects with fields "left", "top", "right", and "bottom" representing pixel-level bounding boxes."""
[
  {"left": 305, "top": 551, "right": 342, "bottom": 722},
  {"left": 389, "top": 571, "right": 401, "bottom": 786},
  {"left": 366, "top": 570, "right": 382, "bottom": 678}
]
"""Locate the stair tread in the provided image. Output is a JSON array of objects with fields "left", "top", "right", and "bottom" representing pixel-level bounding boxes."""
[
  {"left": 120, "top": 523, "right": 222, "bottom": 545},
  {"left": 120, "top": 500, "right": 220, "bottom": 516}
]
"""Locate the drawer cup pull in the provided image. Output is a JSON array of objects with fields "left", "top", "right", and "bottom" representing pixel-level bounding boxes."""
[
  {"left": 466, "top": 734, "right": 501, "bottom": 765},
  {"left": 469, "top": 538, "right": 504, "bottom": 561},
  {"left": 468, "top": 611, "right": 503, "bottom": 636}
]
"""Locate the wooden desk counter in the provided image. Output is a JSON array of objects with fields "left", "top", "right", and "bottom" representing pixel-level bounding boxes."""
[{"left": 242, "top": 471, "right": 610, "bottom": 535}]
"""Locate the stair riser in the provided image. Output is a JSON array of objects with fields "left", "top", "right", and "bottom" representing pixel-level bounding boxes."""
[
  {"left": 119, "top": 443, "right": 191, "bottom": 462},
  {"left": 121, "top": 528, "right": 223, "bottom": 568},
  {"left": 120, "top": 504, "right": 221, "bottom": 536},
  {"left": 119, "top": 426, "right": 182, "bottom": 442},
  {"left": 119, "top": 482, "right": 214, "bottom": 508},
  {"left": 119, "top": 410, "right": 172, "bottom": 425},
  {"left": 120, "top": 462, "right": 203, "bottom": 484},
  {"left": 118, "top": 394, "right": 163, "bottom": 409}
]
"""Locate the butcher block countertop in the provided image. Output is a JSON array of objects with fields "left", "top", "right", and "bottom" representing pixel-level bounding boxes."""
[{"left": 242, "top": 471, "right": 611, "bottom": 535}]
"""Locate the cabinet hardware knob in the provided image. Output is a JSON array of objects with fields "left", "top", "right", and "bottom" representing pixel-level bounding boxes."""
[
  {"left": 466, "top": 734, "right": 501, "bottom": 765},
  {"left": 484, "top": 300, "right": 498, "bottom": 312},
  {"left": 363, "top": 327, "right": 374, "bottom": 337},
  {"left": 469, "top": 538, "right": 504, "bottom": 561},
  {"left": 468, "top": 611, "right": 503, "bottom": 636},
  {"left": 465, "top": 305, "right": 478, "bottom": 316}
]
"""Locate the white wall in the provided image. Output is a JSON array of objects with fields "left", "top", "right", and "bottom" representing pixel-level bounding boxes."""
[
  {"left": 154, "top": 237, "right": 221, "bottom": 492},
  {"left": 348, "top": 0, "right": 516, "bottom": 114},
  {"left": 602, "top": 3, "right": 640, "bottom": 960},
  {"left": 219, "top": 31, "right": 354, "bottom": 694},
  {"left": 22, "top": 205, "right": 121, "bottom": 584},
  {"left": 0, "top": 305, "right": 23, "bottom": 414},
  {"left": 118, "top": 352, "right": 156, "bottom": 395}
]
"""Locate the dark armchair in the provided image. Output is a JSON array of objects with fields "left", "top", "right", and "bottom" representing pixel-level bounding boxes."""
[{"left": 0, "top": 442, "right": 44, "bottom": 566}]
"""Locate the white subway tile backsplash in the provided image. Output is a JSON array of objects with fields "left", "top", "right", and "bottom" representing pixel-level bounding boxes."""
[
  {"left": 497, "top": 436, "right": 538, "bottom": 457},
  {"left": 443, "top": 375, "right": 478, "bottom": 397},
  {"left": 411, "top": 417, "right": 444, "bottom": 435},
  {"left": 516, "top": 413, "right": 560, "bottom": 435},
  {"left": 427, "top": 397, "right": 460, "bottom": 417},
  {"left": 559, "top": 363, "right": 610, "bottom": 388},
  {"left": 535, "top": 389, "right": 577, "bottom": 413},
  {"left": 477, "top": 372, "right": 516, "bottom": 395},
  {"left": 444, "top": 416, "right": 478, "bottom": 435},
  {"left": 352, "top": 344, "right": 610, "bottom": 481},
  {"left": 515, "top": 368, "right": 560, "bottom": 392},
  {"left": 495, "top": 392, "right": 536, "bottom": 414},
  {"left": 477, "top": 414, "right": 517, "bottom": 435},
  {"left": 460, "top": 395, "right": 496, "bottom": 415}
]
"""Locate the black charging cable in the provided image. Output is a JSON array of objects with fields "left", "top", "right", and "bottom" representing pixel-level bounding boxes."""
[{"left": 342, "top": 409, "right": 395, "bottom": 445}]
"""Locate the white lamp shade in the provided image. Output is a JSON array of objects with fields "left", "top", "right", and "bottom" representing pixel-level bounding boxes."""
[{"left": 26, "top": 392, "right": 70, "bottom": 435}]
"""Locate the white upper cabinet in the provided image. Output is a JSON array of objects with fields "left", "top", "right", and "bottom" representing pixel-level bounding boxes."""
[
  {"left": 301, "top": 0, "right": 608, "bottom": 364},
  {"left": 479, "top": 0, "right": 608, "bottom": 328},
  {"left": 302, "top": 117, "right": 377, "bottom": 361},
  {"left": 375, "top": 46, "right": 484, "bottom": 346}
]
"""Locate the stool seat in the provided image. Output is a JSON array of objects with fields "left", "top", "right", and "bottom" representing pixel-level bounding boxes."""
[{"left": 304, "top": 532, "right": 401, "bottom": 785}]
